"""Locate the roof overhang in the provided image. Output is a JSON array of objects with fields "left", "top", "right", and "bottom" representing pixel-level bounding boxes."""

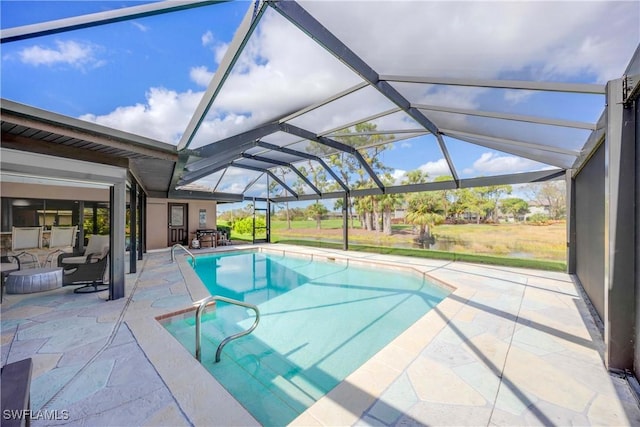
[{"left": 1, "top": 99, "right": 178, "bottom": 196}]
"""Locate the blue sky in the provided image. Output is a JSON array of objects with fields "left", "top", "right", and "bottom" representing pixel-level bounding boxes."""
[{"left": 2, "top": 1, "right": 639, "bottom": 200}]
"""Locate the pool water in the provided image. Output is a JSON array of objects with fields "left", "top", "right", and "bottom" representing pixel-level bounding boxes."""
[{"left": 163, "top": 251, "right": 449, "bottom": 426}]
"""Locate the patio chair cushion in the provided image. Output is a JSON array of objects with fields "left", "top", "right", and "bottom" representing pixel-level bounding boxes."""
[
  {"left": 48, "top": 226, "right": 77, "bottom": 249},
  {"left": 11, "top": 227, "right": 43, "bottom": 251},
  {"left": 59, "top": 235, "right": 109, "bottom": 265}
]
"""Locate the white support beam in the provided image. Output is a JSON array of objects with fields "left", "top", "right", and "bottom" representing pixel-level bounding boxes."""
[
  {"left": 177, "top": 1, "right": 267, "bottom": 150},
  {"left": 441, "top": 128, "right": 579, "bottom": 157},
  {"left": 325, "top": 128, "right": 426, "bottom": 137},
  {"left": 1, "top": 0, "right": 223, "bottom": 43},
  {"left": 441, "top": 131, "right": 574, "bottom": 169},
  {"left": 414, "top": 103, "right": 596, "bottom": 130},
  {"left": 319, "top": 108, "right": 402, "bottom": 137},
  {"left": 381, "top": 75, "right": 605, "bottom": 94},
  {"left": 279, "top": 82, "right": 369, "bottom": 124}
]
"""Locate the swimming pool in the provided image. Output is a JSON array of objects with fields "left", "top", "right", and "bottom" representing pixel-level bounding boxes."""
[{"left": 163, "top": 250, "right": 450, "bottom": 426}]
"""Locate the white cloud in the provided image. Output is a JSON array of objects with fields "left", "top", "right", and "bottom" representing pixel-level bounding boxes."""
[
  {"left": 186, "top": 9, "right": 362, "bottom": 147},
  {"left": 202, "top": 30, "right": 214, "bottom": 46},
  {"left": 76, "top": 1, "right": 638, "bottom": 157},
  {"left": 190, "top": 66, "right": 213, "bottom": 87},
  {"left": 79, "top": 87, "right": 202, "bottom": 143},
  {"left": 200, "top": 30, "right": 229, "bottom": 65},
  {"left": 391, "top": 169, "right": 407, "bottom": 184},
  {"left": 302, "top": 1, "right": 638, "bottom": 83},
  {"left": 469, "top": 152, "right": 541, "bottom": 175},
  {"left": 418, "top": 158, "right": 451, "bottom": 178},
  {"left": 18, "top": 40, "right": 103, "bottom": 69},
  {"left": 503, "top": 90, "right": 535, "bottom": 105},
  {"left": 217, "top": 167, "right": 263, "bottom": 194}
]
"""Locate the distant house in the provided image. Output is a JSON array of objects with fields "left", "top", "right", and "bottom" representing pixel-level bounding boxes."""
[{"left": 524, "top": 203, "right": 551, "bottom": 220}]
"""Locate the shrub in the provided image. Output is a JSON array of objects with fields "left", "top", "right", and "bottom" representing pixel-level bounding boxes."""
[
  {"left": 527, "top": 213, "right": 550, "bottom": 225},
  {"left": 233, "top": 216, "right": 266, "bottom": 235},
  {"left": 217, "top": 224, "right": 231, "bottom": 236}
]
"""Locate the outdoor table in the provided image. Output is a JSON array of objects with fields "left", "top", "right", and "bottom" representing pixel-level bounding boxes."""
[{"left": 5, "top": 267, "right": 63, "bottom": 295}]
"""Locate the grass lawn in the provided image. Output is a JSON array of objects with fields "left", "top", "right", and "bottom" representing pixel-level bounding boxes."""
[
  {"left": 432, "top": 222, "right": 566, "bottom": 260},
  {"left": 220, "top": 219, "right": 567, "bottom": 267}
]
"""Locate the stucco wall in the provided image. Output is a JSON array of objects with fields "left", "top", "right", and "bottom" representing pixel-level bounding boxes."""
[
  {"left": 146, "top": 198, "right": 217, "bottom": 250},
  {"left": 1, "top": 182, "right": 109, "bottom": 201}
]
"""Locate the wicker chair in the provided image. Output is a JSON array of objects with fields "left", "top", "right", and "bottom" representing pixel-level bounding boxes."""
[{"left": 57, "top": 235, "right": 109, "bottom": 293}]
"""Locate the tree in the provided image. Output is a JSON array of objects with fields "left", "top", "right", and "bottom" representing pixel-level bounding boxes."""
[
  {"left": 475, "top": 185, "right": 512, "bottom": 222},
  {"left": 526, "top": 181, "right": 566, "bottom": 220},
  {"left": 401, "top": 169, "right": 442, "bottom": 237},
  {"left": 403, "top": 169, "right": 429, "bottom": 185},
  {"left": 306, "top": 202, "right": 328, "bottom": 229},
  {"left": 405, "top": 192, "right": 444, "bottom": 241},
  {"left": 328, "top": 123, "right": 394, "bottom": 230},
  {"left": 454, "top": 188, "right": 486, "bottom": 224},
  {"left": 377, "top": 174, "right": 402, "bottom": 235},
  {"left": 433, "top": 175, "right": 455, "bottom": 218},
  {"left": 501, "top": 198, "right": 529, "bottom": 222},
  {"left": 270, "top": 167, "right": 292, "bottom": 229}
]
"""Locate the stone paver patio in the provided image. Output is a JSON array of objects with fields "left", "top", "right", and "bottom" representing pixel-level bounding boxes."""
[{"left": 1, "top": 244, "right": 639, "bottom": 426}]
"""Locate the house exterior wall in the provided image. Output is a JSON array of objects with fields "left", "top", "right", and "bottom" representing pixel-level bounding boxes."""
[
  {"left": 0, "top": 182, "right": 109, "bottom": 201},
  {"left": 1, "top": 183, "right": 219, "bottom": 251},
  {"left": 146, "top": 198, "right": 217, "bottom": 250}
]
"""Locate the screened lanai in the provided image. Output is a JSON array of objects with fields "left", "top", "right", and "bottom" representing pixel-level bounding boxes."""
[
  {"left": 174, "top": 0, "right": 609, "bottom": 202},
  {"left": 1, "top": 0, "right": 640, "bottom": 373},
  {"left": 3, "top": 1, "right": 634, "bottom": 201}
]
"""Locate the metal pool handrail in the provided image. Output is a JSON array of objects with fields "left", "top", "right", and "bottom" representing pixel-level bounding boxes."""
[
  {"left": 171, "top": 244, "right": 195, "bottom": 266},
  {"left": 195, "top": 295, "right": 260, "bottom": 363}
]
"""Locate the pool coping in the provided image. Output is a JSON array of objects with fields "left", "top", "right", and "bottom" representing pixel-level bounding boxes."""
[{"left": 127, "top": 244, "right": 463, "bottom": 426}]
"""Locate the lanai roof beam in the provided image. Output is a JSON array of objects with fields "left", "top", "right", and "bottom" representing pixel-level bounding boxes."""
[
  {"left": 241, "top": 153, "right": 322, "bottom": 195},
  {"left": 281, "top": 123, "right": 385, "bottom": 191},
  {"left": 269, "top": 1, "right": 460, "bottom": 181},
  {"left": 256, "top": 141, "right": 349, "bottom": 191},
  {"left": 177, "top": 1, "right": 268, "bottom": 151},
  {"left": 234, "top": 164, "right": 299, "bottom": 198},
  {"left": 177, "top": 163, "right": 230, "bottom": 187},
  {"left": 381, "top": 75, "right": 605, "bottom": 94},
  {"left": 279, "top": 82, "right": 369, "bottom": 124},
  {"left": 441, "top": 129, "right": 579, "bottom": 156},
  {"left": 318, "top": 107, "right": 402, "bottom": 137},
  {"left": 414, "top": 104, "right": 596, "bottom": 130},
  {"left": 1, "top": 0, "right": 224, "bottom": 43}
]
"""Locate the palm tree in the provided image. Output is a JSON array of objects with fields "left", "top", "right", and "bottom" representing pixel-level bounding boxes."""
[
  {"left": 405, "top": 207, "right": 444, "bottom": 242},
  {"left": 405, "top": 192, "right": 444, "bottom": 241}
]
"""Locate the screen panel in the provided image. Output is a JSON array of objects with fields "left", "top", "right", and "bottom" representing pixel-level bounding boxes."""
[{"left": 189, "top": 7, "right": 362, "bottom": 149}]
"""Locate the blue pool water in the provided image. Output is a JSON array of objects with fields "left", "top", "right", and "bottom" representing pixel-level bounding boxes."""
[{"left": 163, "top": 251, "right": 449, "bottom": 426}]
